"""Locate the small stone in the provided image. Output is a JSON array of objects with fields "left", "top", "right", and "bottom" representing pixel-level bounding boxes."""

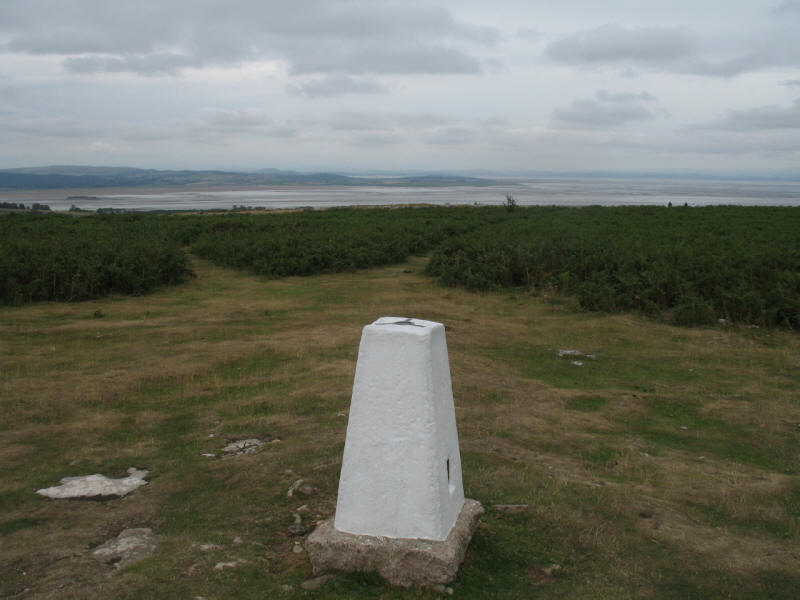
[
  {"left": 286, "top": 479, "right": 304, "bottom": 497},
  {"left": 296, "top": 504, "right": 310, "bottom": 513},
  {"left": 91, "top": 528, "right": 157, "bottom": 569},
  {"left": 200, "top": 453, "right": 217, "bottom": 459},
  {"left": 280, "top": 584, "right": 294, "bottom": 592},
  {"left": 293, "top": 513, "right": 302, "bottom": 525},
  {"left": 222, "top": 439, "right": 263, "bottom": 454},
  {"left": 232, "top": 536, "right": 243, "bottom": 545},
  {"left": 542, "top": 564, "right": 561, "bottom": 576},
  {"left": 198, "top": 543, "right": 221, "bottom": 551},
  {"left": 570, "top": 360, "right": 583, "bottom": 366},
  {"left": 557, "top": 349, "right": 582, "bottom": 357},
  {"left": 37, "top": 467, "right": 148, "bottom": 500},
  {"left": 214, "top": 558, "right": 246, "bottom": 571},
  {"left": 298, "top": 485, "right": 314, "bottom": 496},
  {"left": 300, "top": 575, "right": 334, "bottom": 591},
  {"left": 293, "top": 541, "right": 304, "bottom": 554},
  {"left": 288, "top": 524, "right": 306, "bottom": 536}
]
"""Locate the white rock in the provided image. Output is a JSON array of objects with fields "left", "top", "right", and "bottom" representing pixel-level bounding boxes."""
[
  {"left": 222, "top": 439, "right": 263, "bottom": 454},
  {"left": 213, "top": 558, "right": 246, "bottom": 570},
  {"left": 37, "top": 468, "right": 148, "bottom": 500},
  {"left": 557, "top": 349, "right": 582, "bottom": 357},
  {"left": 198, "top": 543, "right": 221, "bottom": 551},
  {"left": 287, "top": 479, "right": 304, "bottom": 497},
  {"left": 91, "top": 528, "right": 156, "bottom": 568},
  {"left": 334, "top": 317, "right": 464, "bottom": 541}
]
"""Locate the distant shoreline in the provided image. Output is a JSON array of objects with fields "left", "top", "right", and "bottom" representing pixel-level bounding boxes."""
[{"left": 1, "top": 177, "right": 799, "bottom": 213}]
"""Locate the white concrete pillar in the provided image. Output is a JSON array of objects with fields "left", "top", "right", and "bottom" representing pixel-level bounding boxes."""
[{"left": 334, "top": 317, "right": 465, "bottom": 541}]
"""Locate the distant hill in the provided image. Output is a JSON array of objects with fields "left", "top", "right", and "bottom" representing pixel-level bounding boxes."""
[{"left": 0, "top": 166, "right": 493, "bottom": 190}]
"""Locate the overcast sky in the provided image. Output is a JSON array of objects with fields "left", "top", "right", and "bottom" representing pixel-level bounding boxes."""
[{"left": 1, "top": 0, "right": 799, "bottom": 174}]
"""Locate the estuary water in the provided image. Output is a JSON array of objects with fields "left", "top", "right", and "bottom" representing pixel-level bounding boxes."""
[{"left": 6, "top": 176, "right": 800, "bottom": 212}]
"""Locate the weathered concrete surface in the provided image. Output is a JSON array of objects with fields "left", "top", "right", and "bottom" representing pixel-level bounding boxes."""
[
  {"left": 335, "top": 317, "right": 464, "bottom": 541},
  {"left": 91, "top": 528, "right": 157, "bottom": 569},
  {"left": 36, "top": 468, "right": 148, "bottom": 500},
  {"left": 307, "top": 498, "right": 483, "bottom": 587}
]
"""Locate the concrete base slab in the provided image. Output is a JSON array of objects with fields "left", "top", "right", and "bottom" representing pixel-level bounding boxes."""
[{"left": 306, "top": 498, "right": 484, "bottom": 587}]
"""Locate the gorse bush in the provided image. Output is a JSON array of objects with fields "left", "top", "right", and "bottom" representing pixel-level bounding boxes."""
[
  {"left": 0, "top": 214, "right": 192, "bottom": 305},
  {"left": 188, "top": 207, "right": 495, "bottom": 278},
  {"left": 3, "top": 205, "right": 799, "bottom": 330},
  {"left": 0, "top": 207, "right": 496, "bottom": 305},
  {"left": 425, "top": 206, "right": 800, "bottom": 329}
]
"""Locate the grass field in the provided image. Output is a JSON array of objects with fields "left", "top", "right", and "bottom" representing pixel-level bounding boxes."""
[{"left": 1, "top": 254, "right": 799, "bottom": 599}]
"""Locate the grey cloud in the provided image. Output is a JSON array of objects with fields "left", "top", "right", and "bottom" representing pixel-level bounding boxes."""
[
  {"left": 287, "top": 43, "right": 482, "bottom": 75},
  {"left": 0, "top": 115, "right": 99, "bottom": 138},
  {"left": 330, "top": 112, "right": 393, "bottom": 132},
  {"left": 706, "top": 99, "right": 800, "bottom": 130},
  {"left": 0, "top": 1, "right": 495, "bottom": 77},
  {"left": 516, "top": 28, "right": 541, "bottom": 42},
  {"left": 289, "top": 75, "right": 387, "bottom": 98},
  {"left": 553, "top": 90, "right": 656, "bottom": 127},
  {"left": 687, "top": 33, "right": 800, "bottom": 77},
  {"left": 201, "top": 109, "right": 269, "bottom": 130},
  {"left": 63, "top": 53, "right": 200, "bottom": 76},
  {"left": 423, "top": 126, "right": 479, "bottom": 145},
  {"left": 547, "top": 24, "right": 695, "bottom": 64},
  {"left": 329, "top": 111, "right": 453, "bottom": 132},
  {"left": 772, "top": 2, "right": 800, "bottom": 15},
  {"left": 353, "top": 132, "right": 404, "bottom": 146},
  {"left": 596, "top": 90, "right": 656, "bottom": 103},
  {"left": 547, "top": 20, "right": 800, "bottom": 78},
  {"left": 782, "top": 79, "right": 800, "bottom": 86}
]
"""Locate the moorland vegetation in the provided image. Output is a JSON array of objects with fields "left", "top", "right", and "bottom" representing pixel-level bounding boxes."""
[{"left": 1, "top": 205, "right": 799, "bottom": 329}]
